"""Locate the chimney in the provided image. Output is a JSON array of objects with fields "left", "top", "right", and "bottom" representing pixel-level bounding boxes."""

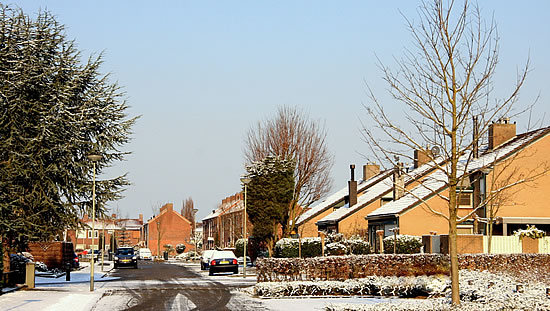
[
  {"left": 393, "top": 162, "right": 405, "bottom": 200},
  {"left": 348, "top": 164, "right": 358, "bottom": 207},
  {"left": 363, "top": 163, "right": 380, "bottom": 181},
  {"left": 161, "top": 203, "right": 173, "bottom": 212},
  {"left": 489, "top": 118, "right": 516, "bottom": 150},
  {"left": 111, "top": 214, "right": 116, "bottom": 219},
  {"left": 139, "top": 214, "right": 143, "bottom": 222},
  {"left": 414, "top": 149, "right": 432, "bottom": 168}
]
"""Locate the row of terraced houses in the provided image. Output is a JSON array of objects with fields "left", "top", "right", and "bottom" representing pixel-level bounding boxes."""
[{"left": 203, "top": 119, "right": 550, "bottom": 253}]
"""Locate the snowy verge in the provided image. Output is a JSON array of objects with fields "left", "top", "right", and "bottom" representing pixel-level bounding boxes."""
[
  {"left": 254, "top": 274, "right": 447, "bottom": 298},
  {"left": 324, "top": 270, "right": 550, "bottom": 311}
]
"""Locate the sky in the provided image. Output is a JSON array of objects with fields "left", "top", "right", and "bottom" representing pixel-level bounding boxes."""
[{"left": 9, "top": 1, "right": 550, "bottom": 222}]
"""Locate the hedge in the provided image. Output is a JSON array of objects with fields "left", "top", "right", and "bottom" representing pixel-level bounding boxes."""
[{"left": 256, "top": 253, "right": 550, "bottom": 283}]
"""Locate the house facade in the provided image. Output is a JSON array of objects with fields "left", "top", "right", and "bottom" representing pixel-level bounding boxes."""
[
  {"left": 366, "top": 120, "right": 550, "bottom": 240},
  {"left": 202, "top": 193, "right": 252, "bottom": 250},
  {"left": 66, "top": 213, "right": 144, "bottom": 252},
  {"left": 146, "top": 203, "right": 193, "bottom": 256}
]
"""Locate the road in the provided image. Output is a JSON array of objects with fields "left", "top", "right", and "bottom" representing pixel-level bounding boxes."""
[{"left": 92, "top": 260, "right": 266, "bottom": 311}]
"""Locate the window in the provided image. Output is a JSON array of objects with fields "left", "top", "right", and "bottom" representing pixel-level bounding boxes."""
[
  {"left": 87, "top": 230, "right": 99, "bottom": 238},
  {"left": 456, "top": 191, "right": 473, "bottom": 208}
]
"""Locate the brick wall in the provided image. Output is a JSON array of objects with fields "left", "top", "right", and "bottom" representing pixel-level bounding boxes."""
[{"left": 28, "top": 242, "right": 74, "bottom": 269}]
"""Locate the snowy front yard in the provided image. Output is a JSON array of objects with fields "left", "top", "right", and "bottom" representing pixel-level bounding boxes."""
[{"left": 252, "top": 270, "right": 550, "bottom": 310}]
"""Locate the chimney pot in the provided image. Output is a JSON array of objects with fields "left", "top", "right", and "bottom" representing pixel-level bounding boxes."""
[{"left": 350, "top": 164, "right": 355, "bottom": 181}]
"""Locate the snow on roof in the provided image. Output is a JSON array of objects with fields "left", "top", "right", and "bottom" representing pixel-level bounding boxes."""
[
  {"left": 202, "top": 197, "right": 243, "bottom": 221},
  {"left": 296, "top": 171, "right": 391, "bottom": 225},
  {"left": 315, "top": 158, "right": 442, "bottom": 225},
  {"left": 367, "top": 126, "right": 550, "bottom": 218}
]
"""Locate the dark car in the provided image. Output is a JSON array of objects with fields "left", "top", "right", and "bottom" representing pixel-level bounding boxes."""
[
  {"left": 208, "top": 250, "right": 238, "bottom": 276},
  {"left": 114, "top": 247, "right": 138, "bottom": 269}
]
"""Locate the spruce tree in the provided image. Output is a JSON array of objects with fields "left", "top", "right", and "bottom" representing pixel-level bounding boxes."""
[{"left": 0, "top": 5, "right": 137, "bottom": 260}]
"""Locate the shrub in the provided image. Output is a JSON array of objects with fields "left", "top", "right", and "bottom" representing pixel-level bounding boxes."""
[
  {"left": 514, "top": 225, "right": 546, "bottom": 239},
  {"left": 175, "top": 244, "right": 186, "bottom": 254},
  {"left": 325, "top": 232, "right": 345, "bottom": 244},
  {"left": 235, "top": 238, "right": 247, "bottom": 257},
  {"left": 324, "top": 242, "right": 347, "bottom": 256},
  {"left": 345, "top": 238, "right": 371, "bottom": 255},
  {"left": 383, "top": 235, "right": 422, "bottom": 254},
  {"left": 275, "top": 238, "right": 299, "bottom": 258}
]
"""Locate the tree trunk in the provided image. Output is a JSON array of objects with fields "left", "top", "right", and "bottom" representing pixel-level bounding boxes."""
[
  {"left": 449, "top": 185, "right": 460, "bottom": 305},
  {"left": 487, "top": 220, "right": 494, "bottom": 254}
]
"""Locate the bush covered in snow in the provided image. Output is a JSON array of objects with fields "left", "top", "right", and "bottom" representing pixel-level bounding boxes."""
[
  {"left": 345, "top": 237, "right": 371, "bottom": 255},
  {"left": 274, "top": 237, "right": 322, "bottom": 258},
  {"left": 383, "top": 234, "right": 422, "bottom": 254},
  {"left": 514, "top": 225, "right": 546, "bottom": 239},
  {"left": 175, "top": 244, "right": 186, "bottom": 254},
  {"left": 325, "top": 242, "right": 348, "bottom": 256}
]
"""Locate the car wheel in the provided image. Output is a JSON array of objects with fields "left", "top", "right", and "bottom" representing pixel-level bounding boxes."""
[
  {"left": 114, "top": 264, "right": 118, "bottom": 269},
  {"left": 200, "top": 262, "right": 204, "bottom": 270},
  {"left": 209, "top": 268, "right": 214, "bottom": 276},
  {"left": 134, "top": 264, "right": 138, "bottom": 269},
  {"left": 233, "top": 267, "right": 238, "bottom": 274}
]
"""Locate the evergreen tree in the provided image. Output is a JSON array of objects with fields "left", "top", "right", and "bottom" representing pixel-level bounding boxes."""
[
  {"left": 244, "top": 156, "right": 294, "bottom": 256},
  {"left": 0, "top": 5, "right": 137, "bottom": 258}
]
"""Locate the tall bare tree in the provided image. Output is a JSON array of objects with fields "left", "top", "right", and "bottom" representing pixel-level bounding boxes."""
[
  {"left": 363, "top": 0, "right": 528, "bottom": 305},
  {"left": 151, "top": 203, "right": 166, "bottom": 257},
  {"left": 244, "top": 106, "right": 334, "bottom": 237},
  {"left": 181, "top": 197, "right": 195, "bottom": 222}
]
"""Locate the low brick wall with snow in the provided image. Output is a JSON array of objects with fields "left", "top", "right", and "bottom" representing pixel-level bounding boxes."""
[{"left": 256, "top": 253, "right": 550, "bottom": 282}]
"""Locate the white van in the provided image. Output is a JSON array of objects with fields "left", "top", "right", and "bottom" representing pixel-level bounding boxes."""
[{"left": 138, "top": 248, "right": 152, "bottom": 260}]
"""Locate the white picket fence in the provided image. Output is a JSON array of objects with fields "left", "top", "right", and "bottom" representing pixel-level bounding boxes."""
[
  {"left": 482, "top": 236, "right": 550, "bottom": 254},
  {"left": 483, "top": 235, "right": 521, "bottom": 253},
  {"left": 539, "top": 237, "right": 550, "bottom": 254}
]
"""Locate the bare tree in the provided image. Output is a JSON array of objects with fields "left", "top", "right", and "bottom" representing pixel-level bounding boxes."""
[
  {"left": 244, "top": 106, "right": 334, "bottom": 237},
  {"left": 151, "top": 203, "right": 165, "bottom": 257},
  {"left": 181, "top": 197, "right": 195, "bottom": 222},
  {"left": 363, "top": 0, "right": 529, "bottom": 305}
]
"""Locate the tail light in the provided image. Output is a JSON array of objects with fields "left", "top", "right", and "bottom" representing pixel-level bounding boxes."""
[
  {"left": 232, "top": 259, "right": 238, "bottom": 265},
  {"left": 210, "top": 260, "right": 216, "bottom": 266},
  {"left": 74, "top": 258, "right": 79, "bottom": 263}
]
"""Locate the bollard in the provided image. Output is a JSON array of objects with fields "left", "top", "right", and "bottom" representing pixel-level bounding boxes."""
[
  {"left": 65, "top": 262, "right": 71, "bottom": 281},
  {"left": 25, "top": 262, "right": 35, "bottom": 289}
]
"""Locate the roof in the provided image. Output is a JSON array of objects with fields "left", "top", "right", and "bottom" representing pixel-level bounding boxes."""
[
  {"left": 296, "top": 170, "right": 393, "bottom": 225},
  {"left": 314, "top": 157, "right": 442, "bottom": 225},
  {"left": 202, "top": 196, "right": 243, "bottom": 222},
  {"left": 367, "top": 126, "right": 550, "bottom": 219}
]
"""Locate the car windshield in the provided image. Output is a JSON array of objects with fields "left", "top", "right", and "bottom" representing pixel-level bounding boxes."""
[{"left": 116, "top": 248, "right": 134, "bottom": 255}]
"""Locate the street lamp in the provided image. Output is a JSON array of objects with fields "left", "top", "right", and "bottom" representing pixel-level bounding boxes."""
[
  {"left": 88, "top": 153, "right": 101, "bottom": 291},
  {"left": 240, "top": 176, "right": 251, "bottom": 278}
]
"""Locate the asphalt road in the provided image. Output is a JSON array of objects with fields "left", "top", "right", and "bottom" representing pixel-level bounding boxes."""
[{"left": 92, "top": 261, "right": 265, "bottom": 311}]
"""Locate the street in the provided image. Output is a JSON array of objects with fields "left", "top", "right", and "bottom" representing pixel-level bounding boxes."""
[{"left": 92, "top": 260, "right": 266, "bottom": 311}]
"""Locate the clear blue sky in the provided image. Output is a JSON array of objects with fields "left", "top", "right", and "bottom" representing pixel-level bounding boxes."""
[{"left": 11, "top": 1, "right": 550, "bottom": 221}]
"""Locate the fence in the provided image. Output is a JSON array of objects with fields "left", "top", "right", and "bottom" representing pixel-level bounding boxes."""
[{"left": 483, "top": 236, "right": 521, "bottom": 254}]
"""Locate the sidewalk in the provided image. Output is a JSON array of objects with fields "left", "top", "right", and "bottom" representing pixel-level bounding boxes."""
[{"left": 0, "top": 261, "right": 119, "bottom": 311}]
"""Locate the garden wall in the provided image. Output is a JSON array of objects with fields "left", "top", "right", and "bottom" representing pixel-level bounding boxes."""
[
  {"left": 256, "top": 253, "right": 550, "bottom": 282},
  {"left": 28, "top": 242, "right": 74, "bottom": 269}
]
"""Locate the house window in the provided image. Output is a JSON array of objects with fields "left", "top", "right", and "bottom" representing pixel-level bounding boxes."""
[
  {"left": 456, "top": 191, "right": 472, "bottom": 208},
  {"left": 87, "top": 230, "right": 99, "bottom": 238}
]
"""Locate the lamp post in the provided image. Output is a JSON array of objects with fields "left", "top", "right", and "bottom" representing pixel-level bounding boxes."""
[
  {"left": 88, "top": 153, "right": 101, "bottom": 291},
  {"left": 240, "top": 176, "right": 251, "bottom": 278}
]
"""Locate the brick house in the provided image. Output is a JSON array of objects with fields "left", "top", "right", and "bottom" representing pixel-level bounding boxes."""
[
  {"left": 66, "top": 213, "right": 144, "bottom": 252},
  {"left": 145, "top": 203, "right": 193, "bottom": 256},
  {"left": 202, "top": 193, "right": 252, "bottom": 250}
]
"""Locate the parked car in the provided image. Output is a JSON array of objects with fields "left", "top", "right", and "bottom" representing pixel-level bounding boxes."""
[
  {"left": 237, "top": 256, "right": 252, "bottom": 267},
  {"left": 208, "top": 250, "right": 238, "bottom": 276},
  {"left": 138, "top": 248, "right": 152, "bottom": 260},
  {"left": 114, "top": 247, "right": 138, "bottom": 269},
  {"left": 200, "top": 250, "right": 215, "bottom": 270}
]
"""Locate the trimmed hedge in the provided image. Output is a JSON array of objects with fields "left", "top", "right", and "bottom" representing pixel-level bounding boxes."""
[
  {"left": 383, "top": 235, "right": 422, "bottom": 254},
  {"left": 274, "top": 236, "right": 371, "bottom": 258},
  {"left": 256, "top": 253, "right": 550, "bottom": 283}
]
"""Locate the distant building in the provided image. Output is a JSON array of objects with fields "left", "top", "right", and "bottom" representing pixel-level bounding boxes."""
[{"left": 145, "top": 203, "right": 193, "bottom": 256}]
